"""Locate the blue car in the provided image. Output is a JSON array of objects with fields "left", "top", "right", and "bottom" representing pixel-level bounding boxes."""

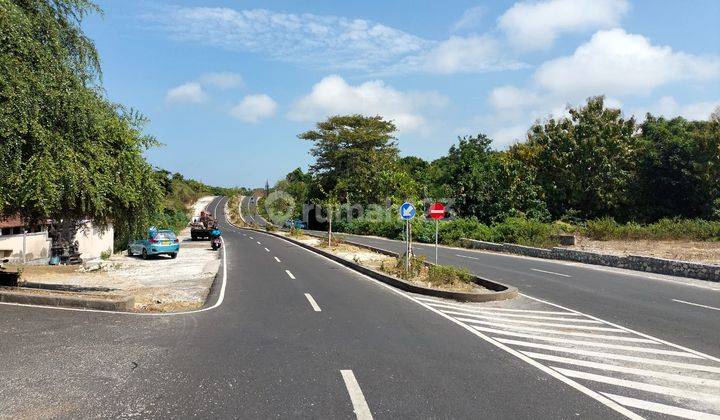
[
  {"left": 283, "top": 219, "right": 307, "bottom": 229},
  {"left": 128, "top": 229, "right": 180, "bottom": 259}
]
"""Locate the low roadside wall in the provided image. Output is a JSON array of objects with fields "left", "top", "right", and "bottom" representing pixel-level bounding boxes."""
[{"left": 459, "top": 238, "right": 720, "bottom": 283}]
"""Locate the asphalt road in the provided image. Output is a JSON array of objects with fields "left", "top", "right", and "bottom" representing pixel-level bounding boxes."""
[
  {"left": 240, "top": 195, "right": 268, "bottom": 227},
  {"left": 1, "top": 197, "right": 718, "bottom": 418},
  {"left": 309, "top": 230, "right": 720, "bottom": 358}
]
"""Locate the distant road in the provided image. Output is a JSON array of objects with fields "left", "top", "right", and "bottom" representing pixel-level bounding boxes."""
[
  {"left": 240, "top": 195, "right": 268, "bottom": 227},
  {"left": 312, "top": 230, "right": 720, "bottom": 357}
]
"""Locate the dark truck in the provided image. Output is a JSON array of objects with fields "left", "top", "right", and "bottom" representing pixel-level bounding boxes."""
[{"left": 190, "top": 211, "right": 217, "bottom": 240}]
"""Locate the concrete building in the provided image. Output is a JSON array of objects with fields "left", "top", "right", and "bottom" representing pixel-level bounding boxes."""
[{"left": 0, "top": 216, "right": 113, "bottom": 263}]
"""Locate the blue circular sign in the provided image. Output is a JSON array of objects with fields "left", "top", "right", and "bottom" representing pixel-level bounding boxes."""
[{"left": 399, "top": 202, "right": 416, "bottom": 220}]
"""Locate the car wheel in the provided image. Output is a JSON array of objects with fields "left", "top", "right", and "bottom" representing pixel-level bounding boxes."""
[
  {"left": 127, "top": 248, "right": 133, "bottom": 257},
  {"left": 141, "top": 248, "right": 148, "bottom": 260},
  {"left": 170, "top": 252, "right": 178, "bottom": 259}
]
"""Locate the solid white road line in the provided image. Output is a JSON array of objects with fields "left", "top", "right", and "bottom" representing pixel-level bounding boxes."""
[
  {"left": 522, "top": 351, "right": 720, "bottom": 387},
  {"left": 521, "top": 293, "right": 720, "bottom": 364},
  {"left": 494, "top": 338, "right": 720, "bottom": 374},
  {"left": 553, "top": 367, "right": 720, "bottom": 403},
  {"left": 601, "top": 393, "right": 720, "bottom": 420},
  {"left": 416, "top": 297, "right": 581, "bottom": 316},
  {"left": 340, "top": 370, "right": 373, "bottom": 420},
  {"left": 304, "top": 293, "right": 322, "bottom": 312},
  {"left": 531, "top": 268, "right": 571, "bottom": 277},
  {"left": 264, "top": 247, "right": 270, "bottom": 252},
  {"left": 474, "top": 327, "right": 701, "bottom": 358},
  {"left": 672, "top": 299, "right": 720, "bottom": 312},
  {"left": 470, "top": 321, "right": 655, "bottom": 343},
  {"left": 452, "top": 314, "right": 625, "bottom": 332},
  {"left": 285, "top": 270, "right": 295, "bottom": 280},
  {"left": 430, "top": 303, "right": 599, "bottom": 322},
  {"left": 274, "top": 256, "right": 281, "bottom": 263}
]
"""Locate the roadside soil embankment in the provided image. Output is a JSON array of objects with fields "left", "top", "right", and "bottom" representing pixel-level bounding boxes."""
[
  {"left": 563, "top": 237, "right": 720, "bottom": 265},
  {"left": 17, "top": 195, "right": 221, "bottom": 312}
]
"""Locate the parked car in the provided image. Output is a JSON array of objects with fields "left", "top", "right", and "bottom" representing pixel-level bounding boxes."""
[
  {"left": 128, "top": 229, "right": 179, "bottom": 259},
  {"left": 283, "top": 219, "right": 307, "bottom": 229}
]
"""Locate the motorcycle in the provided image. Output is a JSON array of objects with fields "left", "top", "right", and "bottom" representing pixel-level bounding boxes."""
[{"left": 211, "top": 237, "right": 222, "bottom": 251}]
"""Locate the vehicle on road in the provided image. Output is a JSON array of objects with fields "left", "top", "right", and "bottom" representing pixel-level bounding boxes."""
[
  {"left": 283, "top": 219, "right": 307, "bottom": 229},
  {"left": 210, "top": 227, "right": 222, "bottom": 251},
  {"left": 190, "top": 211, "right": 216, "bottom": 240},
  {"left": 128, "top": 229, "right": 179, "bottom": 259}
]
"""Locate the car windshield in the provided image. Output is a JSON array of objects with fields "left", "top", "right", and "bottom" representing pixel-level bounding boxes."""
[{"left": 155, "top": 232, "right": 176, "bottom": 240}]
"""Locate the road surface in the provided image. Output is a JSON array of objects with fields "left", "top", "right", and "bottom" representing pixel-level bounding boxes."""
[{"left": 1, "top": 197, "right": 718, "bottom": 418}]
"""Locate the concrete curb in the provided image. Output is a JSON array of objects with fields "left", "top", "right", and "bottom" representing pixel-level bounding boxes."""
[
  {"left": 242, "top": 226, "right": 517, "bottom": 302},
  {"left": 0, "top": 287, "right": 134, "bottom": 311}
]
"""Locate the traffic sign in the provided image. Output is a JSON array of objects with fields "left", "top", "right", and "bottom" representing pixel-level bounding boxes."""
[
  {"left": 429, "top": 202, "right": 445, "bottom": 220},
  {"left": 400, "top": 202, "right": 416, "bottom": 220}
]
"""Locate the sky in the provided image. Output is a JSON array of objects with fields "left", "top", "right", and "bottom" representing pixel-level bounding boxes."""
[{"left": 83, "top": 0, "right": 720, "bottom": 188}]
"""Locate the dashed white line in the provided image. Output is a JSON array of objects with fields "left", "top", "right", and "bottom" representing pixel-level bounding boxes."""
[
  {"left": 672, "top": 299, "right": 720, "bottom": 312},
  {"left": 249, "top": 236, "right": 254, "bottom": 240},
  {"left": 285, "top": 270, "right": 295, "bottom": 280},
  {"left": 455, "top": 254, "right": 479, "bottom": 260},
  {"left": 602, "top": 393, "right": 720, "bottom": 420},
  {"left": 531, "top": 268, "right": 571, "bottom": 277},
  {"left": 257, "top": 241, "right": 261, "bottom": 245},
  {"left": 340, "top": 370, "right": 373, "bottom": 420},
  {"left": 304, "top": 293, "right": 322, "bottom": 312},
  {"left": 264, "top": 247, "right": 270, "bottom": 252},
  {"left": 274, "top": 256, "right": 281, "bottom": 263}
]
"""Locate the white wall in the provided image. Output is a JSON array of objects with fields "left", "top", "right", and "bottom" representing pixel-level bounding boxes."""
[
  {"left": 0, "top": 232, "right": 51, "bottom": 262},
  {"left": 75, "top": 222, "right": 114, "bottom": 260}
]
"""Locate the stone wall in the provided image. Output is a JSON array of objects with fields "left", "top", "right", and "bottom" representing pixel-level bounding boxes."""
[{"left": 459, "top": 238, "right": 720, "bottom": 282}]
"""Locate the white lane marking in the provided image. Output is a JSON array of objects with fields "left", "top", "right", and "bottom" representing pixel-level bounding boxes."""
[
  {"left": 285, "top": 270, "right": 295, "bottom": 280},
  {"left": 602, "top": 393, "right": 720, "bottom": 420},
  {"left": 0, "top": 197, "right": 229, "bottom": 317},
  {"left": 553, "top": 367, "right": 720, "bottom": 403},
  {"left": 249, "top": 236, "right": 254, "bottom": 240},
  {"left": 340, "top": 370, "right": 373, "bottom": 420},
  {"left": 672, "top": 299, "right": 720, "bottom": 312},
  {"left": 304, "top": 293, "right": 322, "bottom": 312},
  {"left": 452, "top": 314, "right": 625, "bottom": 332},
  {"left": 494, "top": 338, "right": 720, "bottom": 374},
  {"left": 435, "top": 306, "right": 602, "bottom": 323},
  {"left": 274, "top": 256, "right": 281, "bottom": 263},
  {"left": 257, "top": 241, "right": 261, "bottom": 245},
  {"left": 416, "top": 297, "right": 581, "bottom": 316},
  {"left": 475, "top": 327, "right": 701, "bottom": 358},
  {"left": 531, "top": 268, "right": 571, "bottom": 277},
  {"left": 521, "top": 293, "right": 720, "bottom": 364},
  {"left": 523, "top": 351, "right": 720, "bottom": 387},
  {"left": 264, "top": 247, "right": 270, "bottom": 252},
  {"left": 469, "top": 321, "right": 655, "bottom": 343},
  {"left": 455, "top": 254, "right": 479, "bottom": 260}
]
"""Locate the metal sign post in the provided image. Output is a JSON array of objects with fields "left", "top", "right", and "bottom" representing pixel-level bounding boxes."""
[
  {"left": 428, "top": 202, "right": 445, "bottom": 265},
  {"left": 399, "top": 202, "right": 416, "bottom": 275}
]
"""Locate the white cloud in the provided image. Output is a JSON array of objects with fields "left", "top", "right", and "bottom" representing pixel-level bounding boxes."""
[
  {"left": 165, "top": 82, "right": 207, "bottom": 104},
  {"left": 148, "top": 6, "right": 523, "bottom": 75},
  {"left": 452, "top": 6, "right": 485, "bottom": 32},
  {"left": 200, "top": 72, "right": 244, "bottom": 89},
  {"left": 150, "top": 7, "right": 429, "bottom": 72},
  {"left": 489, "top": 86, "right": 540, "bottom": 110},
  {"left": 534, "top": 29, "right": 720, "bottom": 97},
  {"left": 498, "top": 0, "right": 629, "bottom": 50},
  {"left": 287, "top": 75, "right": 447, "bottom": 132},
  {"left": 491, "top": 125, "right": 529, "bottom": 148},
  {"left": 633, "top": 96, "right": 720, "bottom": 121},
  {"left": 401, "top": 35, "right": 525, "bottom": 74},
  {"left": 230, "top": 94, "right": 277, "bottom": 123}
]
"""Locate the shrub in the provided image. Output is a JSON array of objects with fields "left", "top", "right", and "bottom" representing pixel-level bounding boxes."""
[
  {"left": 585, "top": 217, "right": 619, "bottom": 240},
  {"left": 427, "top": 265, "right": 473, "bottom": 286},
  {"left": 490, "top": 216, "right": 558, "bottom": 247}
]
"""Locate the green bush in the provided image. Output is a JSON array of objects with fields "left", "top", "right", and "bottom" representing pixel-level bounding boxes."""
[
  {"left": 491, "top": 216, "right": 559, "bottom": 247},
  {"left": 427, "top": 265, "right": 473, "bottom": 286}
]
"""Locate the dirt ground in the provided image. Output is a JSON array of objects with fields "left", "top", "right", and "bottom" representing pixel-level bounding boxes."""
[
  {"left": 16, "top": 196, "right": 221, "bottom": 312},
  {"left": 564, "top": 237, "right": 720, "bottom": 265},
  {"left": 277, "top": 231, "right": 486, "bottom": 293}
]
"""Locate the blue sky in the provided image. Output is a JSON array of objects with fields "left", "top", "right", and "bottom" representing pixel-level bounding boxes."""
[{"left": 83, "top": 0, "right": 720, "bottom": 188}]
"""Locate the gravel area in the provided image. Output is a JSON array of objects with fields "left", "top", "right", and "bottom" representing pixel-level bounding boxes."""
[{"left": 564, "top": 237, "right": 720, "bottom": 264}]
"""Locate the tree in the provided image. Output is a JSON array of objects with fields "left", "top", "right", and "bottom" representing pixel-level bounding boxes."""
[
  {"left": 0, "top": 0, "right": 162, "bottom": 247},
  {"left": 633, "top": 115, "right": 720, "bottom": 221},
  {"left": 299, "top": 115, "right": 401, "bottom": 205},
  {"left": 511, "top": 96, "right": 636, "bottom": 220}
]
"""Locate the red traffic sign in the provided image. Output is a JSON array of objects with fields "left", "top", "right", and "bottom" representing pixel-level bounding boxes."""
[{"left": 428, "top": 202, "right": 445, "bottom": 220}]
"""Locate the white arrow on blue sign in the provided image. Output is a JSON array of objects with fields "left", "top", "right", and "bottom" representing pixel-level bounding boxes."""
[{"left": 399, "top": 202, "right": 416, "bottom": 220}]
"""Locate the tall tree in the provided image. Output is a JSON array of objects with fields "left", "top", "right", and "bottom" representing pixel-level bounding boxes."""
[
  {"left": 511, "top": 96, "right": 636, "bottom": 220},
  {"left": 299, "top": 114, "right": 401, "bottom": 204}
]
